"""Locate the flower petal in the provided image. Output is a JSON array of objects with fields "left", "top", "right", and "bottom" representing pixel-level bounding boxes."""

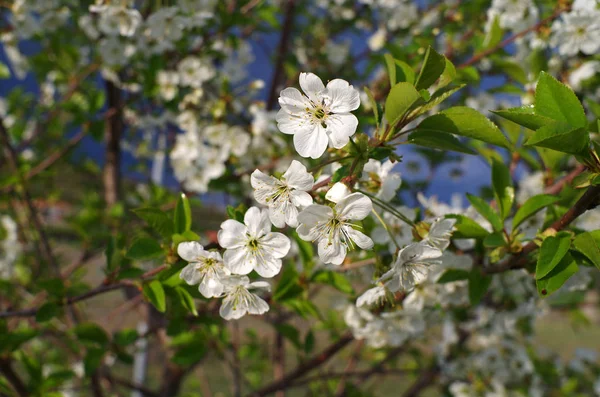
[
  {"left": 218, "top": 220, "right": 247, "bottom": 248},
  {"left": 223, "top": 247, "right": 253, "bottom": 275},
  {"left": 254, "top": 254, "right": 282, "bottom": 278},
  {"left": 220, "top": 295, "right": 247, "bottom": 320},
  {"left": 283, "top": 160, "right": 313, "bottom": 190},
  {"left": 345, "top": 227, "right": 374, "bottom": 249},
  {"left": 177, "top": 241, "right": 205, "bottom": 261},
  {"left": 326, "top": 113, "right": 358, "bottom": 149},
  {"left": 318, "top": 237, "right": 347, "bottom": 265},
  {"left": 326, "top": 78, "right": 360, "bottom": 112},
  {"left": 244, "top": 206, "right": 271, "bottom": 237},
  {"left": 299, "top": 72, "right": 325, "bottom": 103},
  {"left": 325, "top": 182, "right": 351, "bottom": 203},
  {"left": 336, "top": 193, "right": 372, "bottom": 221},
  {"left": 199, "top": 276, "right": 224, "bottom": 298},
  {"left": 180, "top": 263, "right": 202, "bottom": 285},
  {"left": 293, "top": 125, "right": 328, "bottom": 159},
  {"left": 260, "top": 232, "right": 291, "bottom": 258},
  {"left": 290, "top": 190, "right": 313, "bottom": 208}
]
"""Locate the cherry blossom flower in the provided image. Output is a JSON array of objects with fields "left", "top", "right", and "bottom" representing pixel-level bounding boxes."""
[
  {"left": 277, "top": 72, "right": 360, "bottom": 159},
  {"left": 251, "top": 160, "right": 314, "bottom": 228},
  {"left": 218, "top": 207, "right": 291, "bottom": 278},
  {"left": 297, "top": 190, "right": 373, "bottom": 265},
  {"left": 219, "top": 276, "right": 270, "bottom": 320},
  {"left": 380, "top": 242, "right": 442, "bottom": 292},
  {"left": 178, "top": 242, "right": 230, "bottom": 298}
]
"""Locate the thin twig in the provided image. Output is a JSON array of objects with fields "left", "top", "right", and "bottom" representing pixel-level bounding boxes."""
[{"left": 266, "top": 0, "right": 296, "bottom": 110}]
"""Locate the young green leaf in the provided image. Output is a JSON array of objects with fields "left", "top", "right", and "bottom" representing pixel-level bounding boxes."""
[
  {"left": 384, "top": 53, "right": 397, "bottom": 87},
  {"left": 466, "top": 193, "right": 503, "bottom": 231},
  {"left": 407, "top": 84, "right": 464, "bottom": 120},
  {"left": 385, "top": 82, "right": 421, "bottom": 128},
  {"left": 126, "top": 238, "right": 163, "bottom": 260},
  {"left": 73, "top": 323, "right": 109, "bottom": 346},
  {"left": 491, "top": 159, "right": 514, "bottom": 220},
  {"left": 525, "top": 122, "right": 589, "bottom": 155},
  {"left": 512, "top": 194, "right": 559, "bottom": 230},
  {"left": 437, "top": 58, "right": 456, "bottom": 89},
  {"left": 536, "top": 235, "right": 572, "bottom": 280},
  {"left": 174, "top": 193, "right": 192, "bottom": 234},
  {"left": 535, "top": 71, "right": 587, "bottom": 128},
  {"left": 310, "top": 270, "right": 354, "bottom": 294},
  {"left": 437, "top": 269, "right": 470, "bottom": 284},
  {"left": 408, "top": 130, "right": 476, "bottom": 154},
  {"left": 36, "top": 302, "right": 61, "bottom": 323},
  {"left": 395, "top": 59, "right": 415, "bottom": 85},
  {"left": 537, "top": 253, "right": 578, "bottom": 297},
  {"left": 143, "top": 280, "right": 166, "bottom": 312},
  {"left": 445, "top": 214, "right": 490, "bottom": 239},
  {"left": 175, "top": 286, "right": 198, "bottom": 316},
  {"left": 572, "top": 231, "right": 600, "bottom": 270},
  {"left": 492, "top": 106, "right": 555, "bottom": 131},
  {"left": 132, "top": 207, "right": 173, "bottom": 238},
  {"left": 415, "top": 46, "right": 446, "bottom": 90},
  {"left": 418, "top": 107, "right": 511, "bottom": 149}
]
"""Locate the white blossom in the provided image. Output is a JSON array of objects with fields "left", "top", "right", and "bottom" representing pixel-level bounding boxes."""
[
  {"left": 277, "top": 72, "right": 360, "bottom": 159},
  {"left": 361, "top": 159, "right": 402, "bottom": 201},
  {"left": 219, "top": 276, "right": 270, "bottom": 320},
  {"left": 251, "top": 160, "right": 314, "bottom": 228},
  {"left": 551, "top": 10, "right": 600, "bottom": 56},
  {"left": 178, "top": 242, "right": 230, "bottom": 298},
  {"left": 157, "top": 70, "right": 179, "bottom": 101},
  {"left": 218, "top": 207, "right": 291, "bottom": 278},
  {"left": 297, "top": 191, "right": 373, "bottom": 265},
  {"left": 380, "top": 242, "right": 442, "bottom": 292}
]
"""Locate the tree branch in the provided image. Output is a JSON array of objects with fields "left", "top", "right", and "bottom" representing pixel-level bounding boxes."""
[
  {"left": 266, "top": 0, "right": 296, "bottom": 110},
  {"left": 484, "top": 184, "right": 600, "bottom": 274},
  {"left": 0, "top": 357, "right": 29, "bottom": 397},
  {"left": 247, "top": 332, "right": 353, "bottom": 397}
]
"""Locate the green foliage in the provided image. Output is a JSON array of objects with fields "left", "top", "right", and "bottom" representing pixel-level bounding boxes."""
[
  {"left": 468, "top": 268, "right": 492, "bottom": 305},
  {"left": 310, "top": 270, "right": 354, "bottom": 294},
  {"left": 491, "top": 159, "right": 514, "bottom": 220},
  {"left": 512, "top": 194, "right": 559, "bottom": 230},
  {"left": 446, "top": 214, "right": 490, "bottom": 239},
  {"left": 174, "top": 193, "right": 192, "bottom": 234},
  {"left": 408, "top": 129, "right": 476, "bottom": 155},
  {"left": 143, "top": 280, "right": 167, "bottom": 312},
  {"left": 536, "top": 234, "right": 572, "bottom": 280},
  {"left": 572, "top": 231, "right": 600, "bottom": 270},
  {"left": 466, "top": 193, "right": 503, "bottom": 231},
  {"left": 537, "top": 253, "right": 579, "bottom": 297},
  {"left": 415, "top": 46, "right": 446, "bottom": 90},
  {"left": 126, "top": 237, "right": 164, "bottom": 260},
  {"left": 385, "top": 82, "right": 420, "bottom": 128},
  {"left": 132, "top": 207, "right": 174, "bottom": 238}
]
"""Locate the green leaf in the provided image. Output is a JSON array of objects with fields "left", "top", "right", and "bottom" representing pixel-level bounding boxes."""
[
  {"left": 394, "top": 59, "right": 415, "bottom": 85},
  {"left": 513, "top": 194, "right": 559, "bottom": 230},
  {"left": 126, "top": 238, "right": 163, "bottom": 260},
  {"left": 437, "top": 58, "right": 456, "bottom": 89},
  {"left": 537, "top": 253, "right": 578, "bottom": 297},
  {"left": 132, "top": 207, "right": 173, "bottom": 238},
  {"left": 466, "top": 194, "right": 503, "bottom": 231},
  {"left": 304, "top": 330, "right": 315, "bottom": 353},
  {"left": 105, "top": 236, "right": 117, "bottom": 272},
  {"left": 172, "top": 337, "right": 206, "bottom": 366},
  {"left": 491, "top": 159, "right": 514, "bottom": 220},
  {"left": 572, "top": 231, "right": 600, "bottom": 270},
  {"left": 525, "top": 122, "right": 589, "bottom": 155},
  {"left": 36, "top": 302, "right": 61, "bottom": 323},
  {"left": 364, "top": 87, "right": 380, "bottom": 130},
  {"left": 74, "top": 323, "right": 109, "bottom": 346},
  {"left": 468, "top": 268, "right": 492, "bottom": 305},
  {"left": 483, "top": 232, "right": 506, "bottom": 248},
  {"left": 273, "top": 323, "right": 302, "bottom": 349},
  {"left": 143, "top": 280, "right": 166, "bottom": 312},
  {"left": 483, "top": 15, "right": 503, "bottom": 49},
  {"left": 407, "top": 84, "right": 464, "bottom": 120},
  {"left": 310, "top": 270, "right": 354, "bottom": 294},
  {"left": 273, "top": 265, "right": 304, "bottom": 302},
  {"left": 445, "top": 214, "right": 490, "bottom": 239},
  {"left": 0, "top": 328, "right": 37, "bottom": 353},
  {"left": 385, "top": 82, "right": 421, "bottom": 128},
  {"left": 174, "top": 193, "right": 192, "bottom": 234},
  {"left": 437, "top": 269, "right": 470, "bottom": 283},
  {"left": 492, "top": 106, "right": 555, "bottom": 131},
  {"left": 408, "top": 129, "right": 476, "bottom": 154},
  {"left": 535, "top": 71, "right": 587, "bottom": 128},
  {"left": 536, "top": 235, "right": 572, "bottom": 279},
  {"left": 415, "top": 46, "right": 446, "bottom": 90},
  {"left": 172, "top": 230, "right": 201, "bottom": 246},
  {"left": 384, "top": 54, "right": 397, "bottom": 87},
  {"left": 84, "top": 348, "right": 104, "bottom": 376},
  {"left": 113, "top": 329, "right": 139, "bottom": 346},
  {"left": 175, "top": 286, "right": 198, "bottom": 316},
  {"left": 418, "top": 107, "right": 511, "bottom": 149}
]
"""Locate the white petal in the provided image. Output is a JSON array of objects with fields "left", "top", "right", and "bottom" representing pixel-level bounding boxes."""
[
  {"left": 218, "top": 220, "right": 247, "bottom": 248},
  {"left": 177, "top": 241, "right": 205, "bottom": 261},
  {"left": 244, "top": 206, "right": 271, "bottom": 236},
  {"left": 254, "top": 254, "right": 282, "bottom": 278},
  {"left": 180, "top": 263, "right": 202, "bottom": 285},
  {"left": 299, "top": 72, "right": 325, "bottom": 103},
  {"left": 345, "top": 227, "right": 374, "bottom": 249},
  {"left": 293, "top": 125, "right": 328, "bottom": 159},
  {"left": 220, "top": 295, "right": 247, "bottom": 320},
  {"left": 356, "top": 286, "right": 386, "bottom": 307},
  {"left": 336, "top": 193, "right": 372, "bottom": 221},
  {"left": 223, "top": 247, "right": 253, "bottom": 275},
  {"left": 290, "top": 190, "right": 313, "bottom": 208},
  {"left": 297, "top": 204, "right": 333, "bottom": 228},
  {"left": 199, "top": 277, "right": 224, "bottom": 298},
  {"left": 260, "top": 232, "right": 291, "bottom": 258},
  {"left": 284, "top": 204, "right": 299, "bottom": 228},
  {"left": 326, "top": 113, "right": 358, "bottom": 149},
  {"left": 379, "top": 173, "right": 402, "bottom": 201},
  {"left": 318, "top": 238, "right": 347, "bottom": 265},
  {"left": 325, "top": 182, "right": 351, "bottom": 203},
  {"left": 371, "top": 226, "right": 390, "bottom": 244},
  {"left": 248, "top": 281, "right": 271, "bottom": 291},
  {"left": 267, "top": 206, "right": 287, "bottom": 228},
  {"left": 283, "top": 160, "right": 314, "bottom": 190},
  {"left": 278, "top": 87, "right": 310, "bottom": 111},
  {"left": 326, "top": 79, "right": 360, "bottom": 112},
  {"left": 276, "top": 108, "right": 313, "bottom": 135},
  {"left": 246, "top": 294, "right": 270, "bottom": 315}
]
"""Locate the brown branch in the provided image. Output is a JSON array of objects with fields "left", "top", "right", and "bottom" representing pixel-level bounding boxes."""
[
  {"left": 103, "top": 80, "right": 124, "bottom": 208},
  {"left": 333, "top": 340, "right": 363, "bottom": 396},
  {"left": 400, "top": 364, "right": 439, "bottom": 397},
  {"left": 273, "top": 330, "right": 285, "bottom": 397},
  {"left": 266, "top": 0, "right": 296, "bottom": 110},
  {"left": 0, "top": 117, "right": 59, "bottom": 276},
  {"left": 544, "top": 164, "right": 586, "bottom": 195},
  {"left": 248, "top": 332, "right": 354, "bottom": 397},
  {"left": 458, "top": 6, "right": 567, "bottom": 69},
  {"left": 484, "top": 184, "right": 600, "bottom": 274},
  {"left": 103, "top": 372, "right": 159, "bottom": 397},
  {"left": 0, "top": 357, "right": 29, "bottom": 397}
]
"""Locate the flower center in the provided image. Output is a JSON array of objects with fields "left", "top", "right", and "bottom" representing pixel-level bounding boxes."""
[
  {"left": 266, "top": 183, "right": 290, "bottom": 204},
  {"left": 247, "top": 238, "right": 260, "bottom": 250},
  {"left": 306, "top": 102, "right": 330, "bottom": 128}
]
